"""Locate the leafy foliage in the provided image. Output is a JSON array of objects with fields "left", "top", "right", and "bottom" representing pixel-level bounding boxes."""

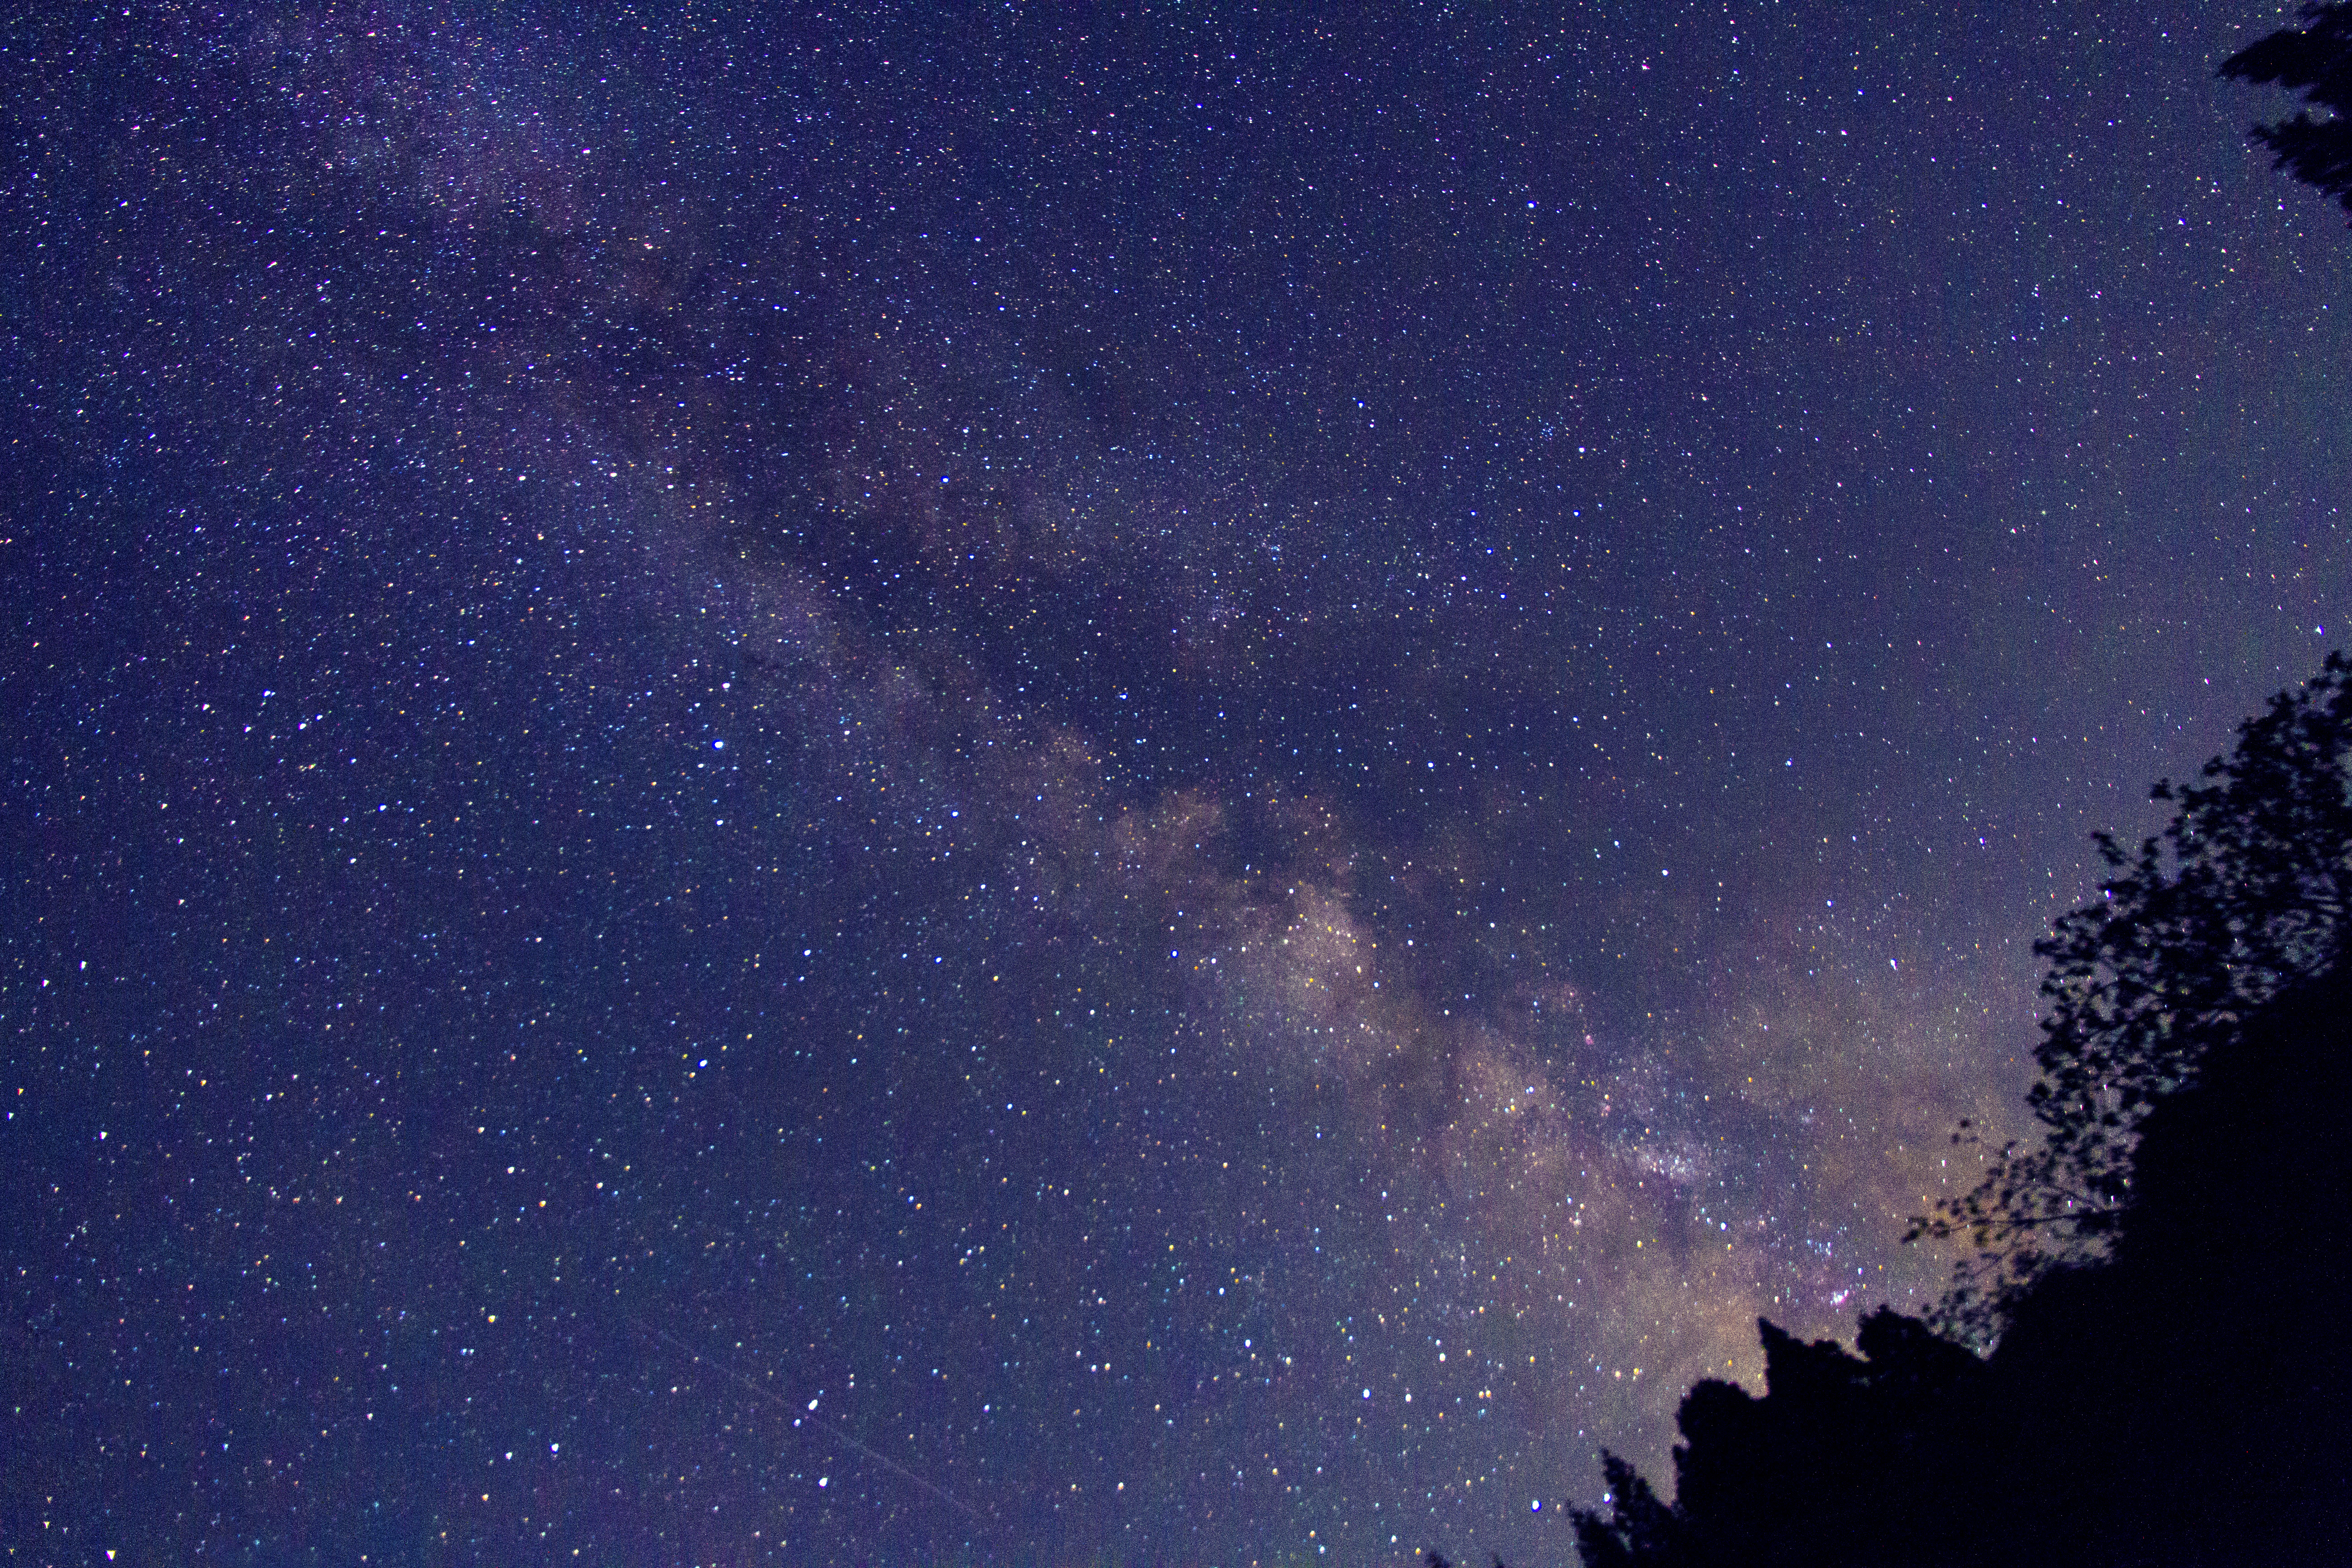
[
  {"left": 1568, "top": 1453, "right": 1682, "bottom": 1568},
  {"left": 2221, "top": 4, "right": 2352, "bottom": 215},
  {"left": 1910, "top": 651, "right": 2352, "bottom": 1335},
  {"left": 1573, "top": 962, "right": 2352, "bottom": 1566},
  {"left": 1568, "top": 1310, "right": 1989, "bottom": 1568}
]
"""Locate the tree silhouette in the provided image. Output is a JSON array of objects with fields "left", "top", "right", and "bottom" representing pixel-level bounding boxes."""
[
  {"left": 1573, "top": 656, "right": 2352, "bottom": 1565},
  {"left": 1569, "top": 1310, "right": 1989, "bottom": 1568},
  {"left": 1569, "top": 1454, "right": 1681, "bottom": 1568},
  {"left": 1909, "top": 652, "right": 2352, "bottom": 1335},
  {"left": 1574, "top": 961, "right": 2352, "bottom": 1566},
  {"left": 2221, "top": 4, "right": 2352, "bottom": 216}
]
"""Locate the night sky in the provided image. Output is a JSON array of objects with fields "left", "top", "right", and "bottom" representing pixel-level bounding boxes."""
[{"left": 5, "top": 3, "right": 2346, "bottom": 1563}]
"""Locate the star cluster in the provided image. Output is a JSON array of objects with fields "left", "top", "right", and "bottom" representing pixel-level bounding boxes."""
[{"left": 3, "top": 3, "right": 2342, "bottom": 1564}]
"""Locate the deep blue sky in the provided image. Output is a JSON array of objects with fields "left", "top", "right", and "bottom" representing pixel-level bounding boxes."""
[{"left": 3, "top": 3, "right": 2342, "bottom": 1563}]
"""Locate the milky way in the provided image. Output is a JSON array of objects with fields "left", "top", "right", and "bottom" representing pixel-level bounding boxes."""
[{"left": 5, "top": 4, "right": 2344, "bottom": 1563}]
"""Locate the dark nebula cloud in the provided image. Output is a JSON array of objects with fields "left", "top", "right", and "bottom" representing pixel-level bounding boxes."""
[{"left": 4, "top": 3, "right": 2342, "bottom": 1563}]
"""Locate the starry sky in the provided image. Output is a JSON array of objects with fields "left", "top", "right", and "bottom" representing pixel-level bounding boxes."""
[{"left": 3, "top": 2, "right": 2345, "bottom": 1563}]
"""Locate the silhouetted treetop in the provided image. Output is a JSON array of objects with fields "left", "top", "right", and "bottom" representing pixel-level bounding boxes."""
[
  {"left": 1571, "top": 1309, "right": 1992, "bottom": 1568},
  {"left": 1911, "top": 651, "right": 2352, "bottom": 1333},
  {"left": 1573, "top": 963, "right": 2352, "bottom": 1565},
  {"left": 2221, "top": 4, "right": 2352, "bottom": 214}
]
